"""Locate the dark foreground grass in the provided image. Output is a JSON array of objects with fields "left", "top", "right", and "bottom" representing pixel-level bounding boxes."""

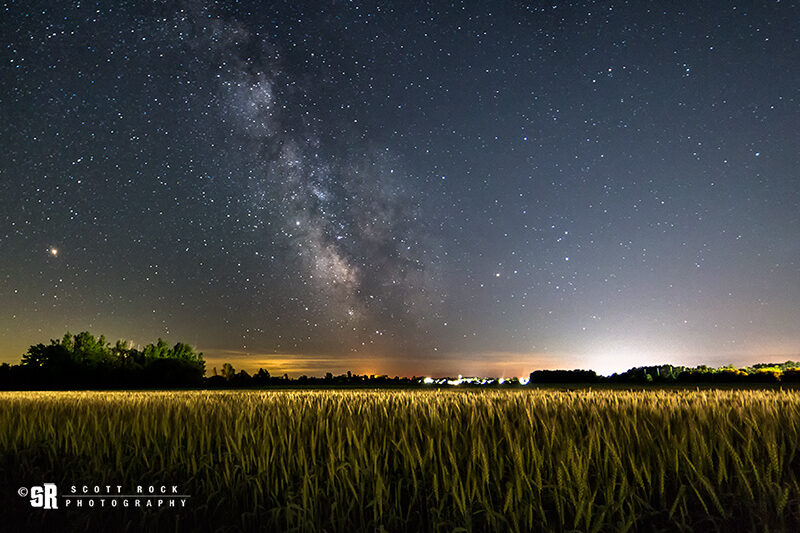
[{"left": 1, "top": 389, "right": 799, "bottom": 532}]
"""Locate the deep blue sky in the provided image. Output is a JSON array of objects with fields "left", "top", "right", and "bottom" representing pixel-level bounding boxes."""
[{"left": 1, "top": 1, "right": 798, "bottom": 376}]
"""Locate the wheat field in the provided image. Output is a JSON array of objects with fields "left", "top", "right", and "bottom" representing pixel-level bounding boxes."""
[{"left": 1, "top": 388, "right": 799, "bottom": 531}]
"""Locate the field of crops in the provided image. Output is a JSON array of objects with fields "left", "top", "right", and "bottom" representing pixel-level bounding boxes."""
[{"left": 1, "top": 388, "right": 799, "bottom": 532}]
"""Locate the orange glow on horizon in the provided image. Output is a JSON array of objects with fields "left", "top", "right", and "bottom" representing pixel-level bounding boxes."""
[{"left": 199, "top": 349, "right": 569, "bottom": 378}]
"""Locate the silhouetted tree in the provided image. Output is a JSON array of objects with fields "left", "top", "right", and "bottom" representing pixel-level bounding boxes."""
[
  {"left": 222, "top": 363, "right": 236, "bottom": 381},
  {"left": 14, "top": 331, "right": 204, "bottom": 388}
]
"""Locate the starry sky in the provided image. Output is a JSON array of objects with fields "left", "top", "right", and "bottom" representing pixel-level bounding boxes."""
[{"left": 1, "top": 1, "right": 798, "bottom": 377}]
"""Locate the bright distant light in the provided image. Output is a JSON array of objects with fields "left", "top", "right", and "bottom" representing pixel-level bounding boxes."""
[
  {"left": 585, "top": 345, "right": 667, "bottom": 375},
  {"left": 49, "top": 247, "right": 58, "bottom": 256},
  {"left": 519, "top": 376, "right": 530, "bottom": 385},
  {"left": 423, "top": 377, "right": 434, "bottom": 384}
]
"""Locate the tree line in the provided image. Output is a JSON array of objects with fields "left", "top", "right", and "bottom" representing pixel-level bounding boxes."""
[
  {"left": 530, "top": 363, "right": 800, "bottom": 384},
  {"left": 1, "top": 331, "right": 798, "bottom": 389},
  {"left": 0, "top": 331, "right": 205, "bottom": 388}
]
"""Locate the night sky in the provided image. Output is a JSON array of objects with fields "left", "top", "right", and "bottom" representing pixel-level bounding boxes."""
[{"left": 1, "top": 1, "right": 798, "bottom": 377}]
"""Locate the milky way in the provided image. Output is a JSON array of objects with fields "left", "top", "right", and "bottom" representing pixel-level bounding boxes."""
[{"left": 203, "top": 10, "right": 439, "bottom": 356}]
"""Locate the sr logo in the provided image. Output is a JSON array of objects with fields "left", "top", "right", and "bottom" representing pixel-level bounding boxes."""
[{"left": 30, "top": 484, "right": 58, "bottom": 509}]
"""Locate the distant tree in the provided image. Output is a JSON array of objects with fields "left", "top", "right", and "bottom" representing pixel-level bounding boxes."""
[
  {"left": 222, "top": 363, "right": 236, "bottom": 381},
  {"left": 253, "top": 368, "right": 271, "bottom": 386},
  {"left": 171, "top": 342, "right": 202, "bottom": 362},
  {"left": 21, "top": 343, "right": 58, "bottom": 368},
  {"left": 111, "top": 339, "right": 130, "bottom": 366},
  {"left": 142, "top": 338, "right": 170, "bottom": 360}
]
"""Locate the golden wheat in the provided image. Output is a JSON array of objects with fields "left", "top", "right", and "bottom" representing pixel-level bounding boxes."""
[{"left": 1, "top": 388, "right": 799, "bottom": 531}]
